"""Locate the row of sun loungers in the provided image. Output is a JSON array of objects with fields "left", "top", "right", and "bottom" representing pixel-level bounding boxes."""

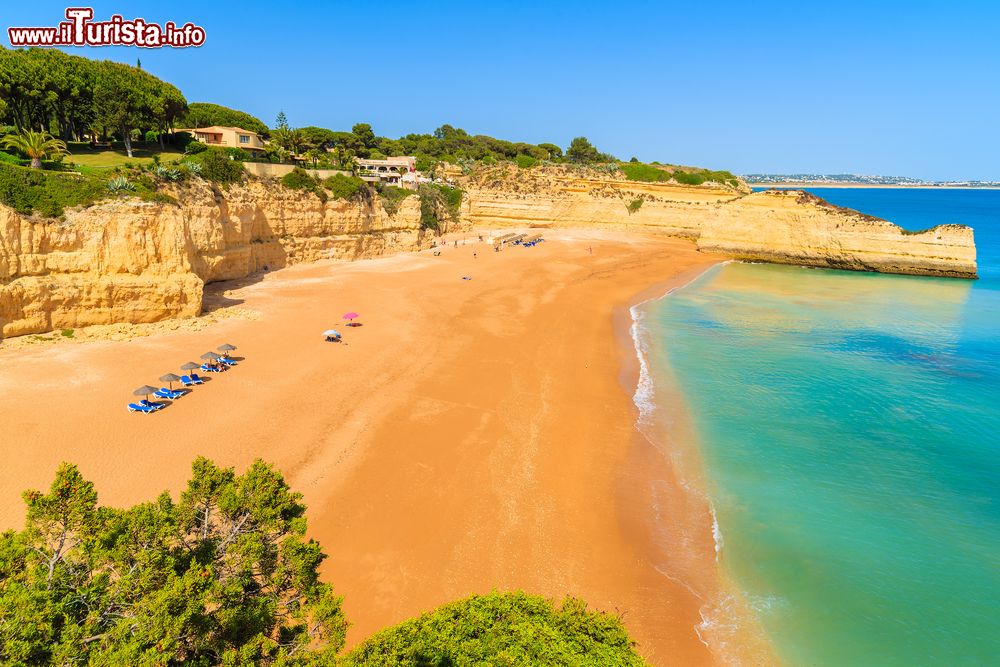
[{"left": 127, "top": 345, "right": 239, "bottom": 414}]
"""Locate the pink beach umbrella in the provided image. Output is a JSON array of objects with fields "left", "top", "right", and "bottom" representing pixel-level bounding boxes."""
[{"left": 342, "top": 312, "right": 359, "bottom": 325}]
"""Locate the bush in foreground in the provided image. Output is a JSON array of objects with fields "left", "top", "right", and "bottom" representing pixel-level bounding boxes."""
[
  {"left": 345, "top": 592, "right": 648, "bottom": 667},
  {"left": 0, "top": 460, "right": 648, "bottom": 666},
  {"left": 0, "top": 458, "right": 347, "bottom": 666}
]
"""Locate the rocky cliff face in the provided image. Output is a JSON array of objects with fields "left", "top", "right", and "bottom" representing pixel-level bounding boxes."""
[
  {"left": 0, "top": 180, "right": 427, "bottom": 338},
  {"left": 0, "top": 168, "right": 979, "bottom": 339},
  {"left": 459, "top": 166, "right": 978, "bottom": 279}
]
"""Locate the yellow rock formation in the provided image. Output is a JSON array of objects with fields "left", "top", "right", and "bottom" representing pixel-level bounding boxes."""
[
  {"left": 1, "top": 180, "right": 428, "bottom": 338},
  {"left": 0, "top": 168, "right": 978, "bottom": 339},
  {"left": 459, "top": 166, "right": 977, "bottom": 278}
]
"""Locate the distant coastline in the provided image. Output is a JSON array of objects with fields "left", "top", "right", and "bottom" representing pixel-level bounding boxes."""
[
  {"left": 743, "top": 174, "right": 1000, "bottom": 189},
  {"left": 751, "top": 182, "right": 1000, "bottom": 190}
]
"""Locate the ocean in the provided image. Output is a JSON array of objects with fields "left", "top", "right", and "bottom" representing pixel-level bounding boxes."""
[{"left": 637, "top": 189, "right": 1000, "bottom": 665}]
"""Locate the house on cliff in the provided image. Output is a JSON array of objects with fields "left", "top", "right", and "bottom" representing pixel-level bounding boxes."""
[
  {"left": 355, "top": 156, "right": 422, "bottom": 189},
  {"left": 174, "top": 125, "right": 267, "bottom": 154}
]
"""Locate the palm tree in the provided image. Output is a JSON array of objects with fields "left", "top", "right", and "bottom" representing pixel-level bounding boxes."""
[{"left": 2, "top": 130, "right": 69, "bottom": 169}]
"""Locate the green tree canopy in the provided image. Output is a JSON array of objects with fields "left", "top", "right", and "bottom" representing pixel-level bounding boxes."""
[
  {"left": 0, "top": 458, "right": 347, "bottom": 666},
  {"left": 345, "top": 592, "right": 648, "bottom": 667},
  {"left": 179, "top": 102, "right": 268, "bottom": 136},
  {"left": 274, "top": 111, "right": 288, "bottom": 131},
  {"left": 351, "top": 123, "right": 376, "bottom": 149},
  {"left": 537, "top": 142, "right": 564, "bottom": 159},
  {"left": 567, "top": 136, "right": 601, "bottom": 163},
  {"left": 0, "top": 46, "right": 186, "bottom": 148},
  {"left": 298, "top": 126, "right": 342, "bottom": 150}
]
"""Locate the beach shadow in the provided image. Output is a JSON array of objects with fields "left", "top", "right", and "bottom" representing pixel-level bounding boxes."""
[{"left": 197, "top": 216, "right": 292, "bottom": 313}]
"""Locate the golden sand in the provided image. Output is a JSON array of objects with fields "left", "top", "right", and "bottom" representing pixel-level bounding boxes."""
[{"left": 0, "top": 230, "right": 768, "bottom": 665}]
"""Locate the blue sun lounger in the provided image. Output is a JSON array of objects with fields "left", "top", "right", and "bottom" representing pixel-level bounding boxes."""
[
  {"left": 155, "top": 388, "right": 184, "bottom": 400},
  {"left": 140, "top": 399, "right": 167, "bottom": 411},
  {"left": 219, "top": 357, "right": 236, "bottom": 366},
  {"left": 180, "top": 375, "right": 201, "bottom": 386},
  {"left": 127, "top": 402, "right": 157, "bottom": 414}
]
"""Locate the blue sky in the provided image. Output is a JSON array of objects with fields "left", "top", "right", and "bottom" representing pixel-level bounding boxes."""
[{"left": 3, "top": 1, "right": 998, "bottom": 180}]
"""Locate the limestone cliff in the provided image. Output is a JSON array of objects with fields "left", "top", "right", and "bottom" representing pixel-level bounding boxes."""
[
  {"left": 457, "top": 165, "right": 978, "bottom": 279},
  {"left": 0, "top": 180, "right": 428, "bottom": 338},
  {"left": 0, "top": 167, "right": 979, "bottom": 339}
]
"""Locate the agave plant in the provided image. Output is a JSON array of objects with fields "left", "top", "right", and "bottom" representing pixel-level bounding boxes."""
[
  {"left": 1, "top": 130, "right": 68, "bottom": 169},
  {"left": 182, "top": 160, "right": 202, "bottom": 175},
  {"left": 107, "top": 176, "right": 136, "bottom": 193},
  {"left": 154, "top": 164, "right": 181, "bottom": 181}
]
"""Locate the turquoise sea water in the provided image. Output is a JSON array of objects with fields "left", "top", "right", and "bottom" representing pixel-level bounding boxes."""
[{"left": 641, "top": 189, "right": 1000, "bottom": 665}]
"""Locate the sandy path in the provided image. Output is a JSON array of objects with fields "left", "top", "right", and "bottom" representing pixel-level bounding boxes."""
[{"left": 0, "top": 230, "right": 738, "bottom": 664}]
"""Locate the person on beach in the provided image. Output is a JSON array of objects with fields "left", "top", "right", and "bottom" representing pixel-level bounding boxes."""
[{"left": 473, "top": 251, "right": 477, "bottom": 259}]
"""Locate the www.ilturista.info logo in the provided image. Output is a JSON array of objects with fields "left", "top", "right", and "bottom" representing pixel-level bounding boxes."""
[{"left": 7, "top": 7, "right": 206, "bottom": 48}]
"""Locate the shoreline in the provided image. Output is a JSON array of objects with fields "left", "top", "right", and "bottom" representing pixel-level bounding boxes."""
[
  {"left": 0, "top": 230, "right": 751, "bottom": 665},
  {"left": 618, "top": 262, "right": 777, "bottom": 666}
]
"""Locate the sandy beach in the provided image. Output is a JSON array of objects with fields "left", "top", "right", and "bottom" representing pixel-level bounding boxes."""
[{"left": 0, "top": 230, "right": 765, "bottom": 665}]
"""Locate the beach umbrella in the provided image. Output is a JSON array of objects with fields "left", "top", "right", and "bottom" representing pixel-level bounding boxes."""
[
  {"left": 132, "top": 385, "right": 158, "bottom": 399},
  {"left": 200, "top": 351, "right": 221, "bottom": 361},
  {"left": 180, "top": 361, "right": 200, "bottom": 372},
  {"left": 218, "top": 343, "right": 237, "bottom": 357},
  {"left": 342, "top": 312, "right": 359, "bottom": 324},
  {"left": 159, "top": 373, "right": 181, "bottom": 390},
  {"left": 322, "top": 329, "right": 341, "bottom": 340}
]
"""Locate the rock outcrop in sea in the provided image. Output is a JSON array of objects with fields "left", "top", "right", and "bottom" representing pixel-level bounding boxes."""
[{"left": 459, "top": 166, "right": 977, "bottom": 279}]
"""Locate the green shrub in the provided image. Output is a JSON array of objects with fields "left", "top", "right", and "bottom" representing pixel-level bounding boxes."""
[
  {"left": 515, "top": 154, "right": 538, "bottom": 169},
  {"left": 620, "top": 162, "right": 673, "bottom": 182},
  {"left": 414, "top": 154, "right": 437, "bottom": 172},
  {"left": 60, "top": 328, "right": 74, "bottom": 338},
  {"left": 170, "top": 131, "right": 195, "bottom": 150},
  {"left": 345, "top": 592, "right": 647, "bottom": 667},
  {"left": 378, "top": 185, "right": 414, "bottom": 216},
  {"left": 0, "top": 458, "right": 348, "bottom": 665},
  {"left": 180, "top": 160, "right": 202, "bottom": 176},
  {"left": 0, "top": 163, "right": 107, "bottom": 217},
  {"left": 190, "top": 148, "right": 243, "bottom": 184},
  {"left": 223, "top": 147, "right": 250, "bottom": 161},
  {"left": 324, "top": 173, "right": 367, "bottom": 200},
  {"left": 281, "top": 166, "right": 318, "bottom": 190},
  {"left": 0, "top": 151, "right": 26, "bottom": 166},
  {"left": 417, "top": 183, "right": 463, "bottom": 231},
  {"left": 185, "top": 140, "right": 208, "bottom": 154},
  {"left": 141, "top": 191, "right": 178, "bottom": 206},
  {"left": 627, "top": 198, "right": 643, "bottom": 214},
  {"left": 144, "top": 130, "right": 159, "bottom": 143},
  {"left": 673, "top": 170, "right": 707, "bottom": 186}
]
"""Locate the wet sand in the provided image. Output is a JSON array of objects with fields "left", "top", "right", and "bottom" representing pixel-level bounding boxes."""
[{"left": 0, "top": 230, "right": 753, "bottom": 665}]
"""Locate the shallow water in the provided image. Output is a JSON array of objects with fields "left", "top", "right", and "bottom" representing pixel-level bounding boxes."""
[{"left": 641, "top": 189, "right": 1000, "bottom": 665}]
